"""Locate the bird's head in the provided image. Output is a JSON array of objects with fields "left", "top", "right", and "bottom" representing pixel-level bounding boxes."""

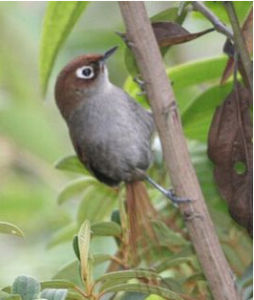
[{"left": 55, "top": 46, "right": 118, "bottom": 120}]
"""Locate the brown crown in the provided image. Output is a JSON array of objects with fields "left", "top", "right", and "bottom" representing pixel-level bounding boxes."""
[{"left": 55, "top": 54, "right": 103, "bottom": 120}]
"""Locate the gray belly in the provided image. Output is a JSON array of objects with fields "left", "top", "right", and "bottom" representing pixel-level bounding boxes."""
[{"left": 69, "top": 91, "right": 154, "bottom": 183}]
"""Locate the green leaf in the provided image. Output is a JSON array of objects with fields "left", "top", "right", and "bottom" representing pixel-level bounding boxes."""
[
  {"left": 72, "top": 235, "right": 80, "bottom": 261},
  {"left": 145, "top": 295, "right": 165, "bottom": 300},
  {"left": 92, "top": 254, "right": 112, "bottom": 266},
  {"left": 0, "top": 291, "right": 22, "bottom": 300},
  {"left": 102, "top": 283, "right": 183, "bottom": 300},
  {"left": 47, "top": 223, "right": 77, "bottom": 249},
  {"left": 188, "top": 141, "right": 220, "bottom": 204},
  {"left": 152, "top": 220, "right": 189, "bottom": 247},
  {"left": 168, "top": 56, "right": 227, "bottom": 99},
  {"left": 182, "top": 273, "right": 205, "bottom": 284},
  {"left": 237, "top": 263, "right": 253, "bottom": 289},
  {"left": 98, "top": 269, "right": 160, "bottom": 282},
  {"left": 124, "top": 47, "right": 139, "bottom": 77},
  {"left": 91, "top": 221, "right": 121, "bottom": 237},
  {"left": 57, "top": 177, "right": 98, "bottom": 205},
  {"left": 124, "top": 56, "right": 228, "bottom": 113},
  {"left": 39, "top": 2, "right": 88, "bottom": 93},
  {"left": 0, "top": 222, "right": 24, "bottom": 238},
  {"left": 182, "top": 82, "right": 233, "bottom": 141},
  {"left": 40, "top": 289, "right": 67, "bottom": 300},
  {"left": 0, "top": 294, "right": 22, "bottom": 300},
  {"left": 64, "top": 291, "right": 83, "bottom": 300},
  {"left": 0, "top": 291, "right": 10, "bottom": 298},
  {"left": 160, "top": 278, "right": 182, "bottom": 294},
  {"left": 41, "top": 281, "right": 77, "bottom": 291},
  {"left": 77, "top": 185, "right": 118, "bottom": 225},
  {"left": 193, "top": 2, "right": 252, "bottom": 25},
  {"left": 11, "top": 276, "right": 41, "bottom": 300},
  {"left": 52, "top": 261, "right": 82, "bottom": 287},
  {"left": 54, "top": 155, "right": 88, "bottom": 175},
  {"left": 121, "top": 292, "right": 147, "bottom": 300},
  {"left": 78, "top": 220, "right": 91, "bottom": 282},
  {"left": 41, "top": 281, "right": 84, "bottom": 300},
  {"left": 1, "top": 287, "right": 11, "bottom": 294},
  {"left": 154, "top": 257, "right": 194, "bottom": 273},
  {"left": 150, "top": 7, "right": 186, "bottom": 23},
  {"left": 98, "top": 270, "right": 161, "bottom": 292}
]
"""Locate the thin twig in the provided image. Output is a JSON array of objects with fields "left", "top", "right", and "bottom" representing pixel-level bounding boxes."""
[
  {"left": 224, "top": 2, "right": 253, "bottom": 92},
  {"left": 118, "top": 2, "right": 240, "bottom": 300},
  {"left": 192, "top": 1, "right": 233, "bottom": 40}
]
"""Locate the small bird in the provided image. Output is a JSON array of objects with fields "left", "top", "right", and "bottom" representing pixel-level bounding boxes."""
[{"left": 55, "top": 47, "right": 187, "bottom": 251}]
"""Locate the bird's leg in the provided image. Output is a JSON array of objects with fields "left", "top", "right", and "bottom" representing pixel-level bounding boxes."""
[
  {"left": 115, "top": 31, "right": 135, "bottom": 48},
  {"left": 145, "top": 175, "right": 191, "bottom": 204},
  {"left": 133, "top": 76, "right": 147, "bottom": 96}
]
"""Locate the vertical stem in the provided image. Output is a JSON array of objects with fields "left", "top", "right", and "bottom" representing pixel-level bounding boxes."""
[
  {"left": 118, "top": 2, "right": 241, "bottom": 300},
  {"left": 224, "top": 2, "right": 253, "bottom": 92}
]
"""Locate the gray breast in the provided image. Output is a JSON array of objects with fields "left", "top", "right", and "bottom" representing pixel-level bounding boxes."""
[{"left": 69, "top": 85, "right": 154, "bottom": 183}]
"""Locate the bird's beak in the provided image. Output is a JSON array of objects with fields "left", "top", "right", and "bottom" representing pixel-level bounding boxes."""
[{"left": 101, "top": 46, "right": 118, "bottom": 63}]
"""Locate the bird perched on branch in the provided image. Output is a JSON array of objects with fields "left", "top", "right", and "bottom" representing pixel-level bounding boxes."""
[{"left": 55, "top": 46, "right": 187, "bottom": 254}]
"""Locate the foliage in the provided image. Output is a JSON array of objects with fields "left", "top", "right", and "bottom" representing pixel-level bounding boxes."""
[
  {"left": 1, "top": 2, "right": 252, "bottom": 300},
  {"left": 0, "top": 222, "right": 24, "bottom": 238},
  {"left": 2, "top": 275, "right": 67, "bottom": 300},
  {"left": 39, "top": 2, "right": 89, "bottom": 93}
]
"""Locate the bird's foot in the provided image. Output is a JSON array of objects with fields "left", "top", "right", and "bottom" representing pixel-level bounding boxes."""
[
  {"left": 145, "top": 175, "right": 191, "bottom": 204},
  {"left": 165, "top": 189, "right": 191, "bottom": 204},
  {"left": 115, "top": 31, "right": 135, "bottom": 48},
  {"left": 133, "top": 76, "right": 147, "bottom": 95}
]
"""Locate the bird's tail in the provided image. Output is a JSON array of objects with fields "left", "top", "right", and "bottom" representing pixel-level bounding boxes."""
[{"left": 126, "top": 181, "right": 157, "bottom": 262}]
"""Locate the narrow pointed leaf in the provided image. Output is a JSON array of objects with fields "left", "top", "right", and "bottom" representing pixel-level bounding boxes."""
[
  {"left": 98, "top": 269, "right": 160, "bottom": 282},
  {"left": 47, "top": 224, "right": 77, "bottom": 249},
  {"left": 0, "top": 291, "right": 10, "bottom": 298},
  {"left": 77, "top": 185, "right": 118, "bottom": 225},
  {"left": 124, "top": 56, "right": 228, "bottom": 114},
  {"left": 91, "top": 221, "right": 121, "bottom": 237},
  {"left": 102, "top": 283, "right": 183, "bottom": 300},
  {"left": 52, "top": 261, "right": 82, "bottom": 287},
  {"left": 150, "top": 7, "right": 186, "bottom": 23},
  {"left": 78, "top": 220, "right": 91, "bottom": 282},
  {"left": 145, "top": 296, "right": 165, "bottom": 300},
  {"left": 40, "top": 2, "right": 88, "bottom": 93},
  {"left": 57, "top": 177, "right": 98, "bottom": 204},
  {"left": 54, "top": 155, "right": 88, "bottom": 175},
  {"left": 152, "top": 22, "right": 214, "bottom": 47},
  {"left": 154, "top": 257, "right": 194, "bottom": 273},
  {"left": 0, "top": 222, "right": 24, "bottom": 238},
  {"left": 121, "top": 292, "right": 147, "bottom": 300},
  {"left": 0, "top": 295, "right": 22, "bottom": 300},
  {"left": 72, "top": 235, "right": 80, "bottom": 261},
  {"left": 182, "top": 82, "right": 233, "bottom": 141},
  {"left": 92, "top": 254, "right": 112, "bottom": 266},
  {"left": 65, "top": 291, "right": 84, "bottom": 300},
  {"left": 41, "top": 280, "right": 77, "bottom": 290},
  {"left": 152, "top": 220, "right": 188, "bottom": 247}
]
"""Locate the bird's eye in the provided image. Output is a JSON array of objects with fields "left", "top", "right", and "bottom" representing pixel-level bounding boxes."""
[{"left": 76, "top": 66, "right": 94, "bottom": 79}]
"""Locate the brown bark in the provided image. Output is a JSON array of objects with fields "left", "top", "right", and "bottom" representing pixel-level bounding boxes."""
[{"left": 118, "top": 2, "right": 241, "bottom": 300}]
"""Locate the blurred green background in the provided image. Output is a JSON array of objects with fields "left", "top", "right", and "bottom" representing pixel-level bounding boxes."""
[{"left": 0, "top": 1, "right": 251, "bottom": 288}]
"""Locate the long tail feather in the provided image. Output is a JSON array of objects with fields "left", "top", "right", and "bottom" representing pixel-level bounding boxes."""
[{"left": 126, "top": 181, "right": 157, "bottom": 262}]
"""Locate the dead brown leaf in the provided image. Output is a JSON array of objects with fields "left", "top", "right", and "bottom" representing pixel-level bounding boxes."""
[
  {"left": 208, "top": 83, "right": 252, "bottom": 236},
  {"left": 152, "top": 22, "right": 214, "bottom": 47}
]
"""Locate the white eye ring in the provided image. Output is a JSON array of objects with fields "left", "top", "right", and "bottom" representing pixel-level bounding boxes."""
[{"left": 76, "top": 66, "right": 94, "bottom": 79}]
